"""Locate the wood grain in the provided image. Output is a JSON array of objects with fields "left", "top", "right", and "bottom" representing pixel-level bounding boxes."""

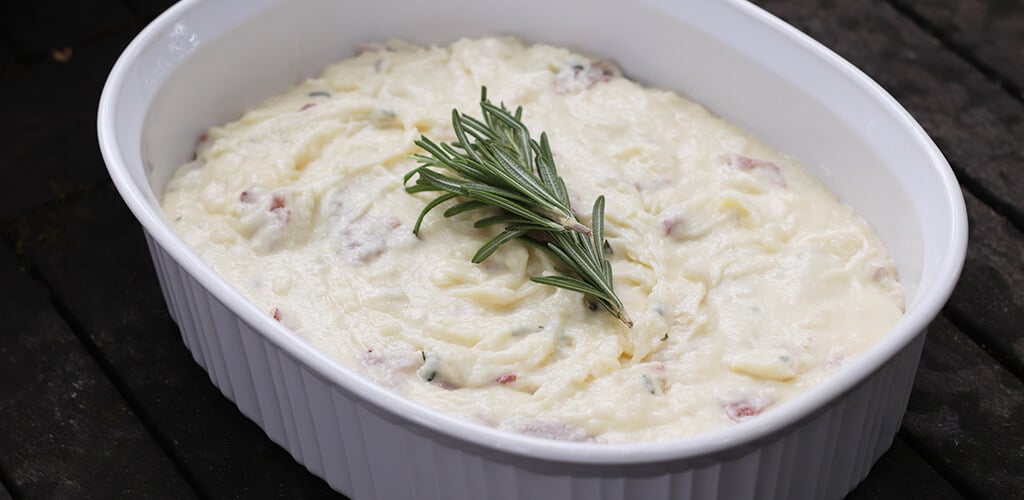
[
  {"left": 0, "top": 244, "right": 195, "bottom": 499},
  {"left": 946, "top": 191, "right": 1024, "bottom": 376},
  {"left": 889, "top": 0, "right": 1024, "bottom": 94},
  {"left": 902, "top": 315, "right": 1024, "bottom": 500}
]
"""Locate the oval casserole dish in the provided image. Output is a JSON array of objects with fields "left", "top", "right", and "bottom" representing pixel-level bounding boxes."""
[{"left": 98, "top": 0, "right": 968, "bottom": 498}]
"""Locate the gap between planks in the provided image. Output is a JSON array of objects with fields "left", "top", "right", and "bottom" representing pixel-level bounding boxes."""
[
  {"left": 885, "top": 0, "right": 1024, "bottom": 105},
  {"left": 901, "top": 315, "right": 987, "bottom": 500},
  {"left": 943, "top": 306, "right": 1024, "bottom": 384},
  {"left": 952, "top": 167, "right": 1024, "bottom": 237},
  {"left": 897, "top": 428, "right": 982, "bottom": 500}
]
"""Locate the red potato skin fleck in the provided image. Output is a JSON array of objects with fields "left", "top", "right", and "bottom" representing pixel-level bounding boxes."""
[
  {"left": 588, "top": 61, "right": 617, "bottom": 84},
  {"left": 732, "top": 155, "right": 764, "bottom": 171},
  {"left": 496, "top": 373, "right": 517, "bottom": 384},
  {"left": 299, "top": 103, "right": 316, "bottom": 112},
  {"left": 661, "top": 216, "right": 682, "bottom": 236},
  {"left": 335, "top": 212, "right": 405, "bottom": 263},
  {"left": 240, "top": 189, "right": 255, "bottom": 203},
  {"left": 270, "top": 194, "right": 291, "bottom": 223},
  {"left": 555, "top": 60, "right": 619, "bottom": 95},
  {"left": 432, "top": 378, "right": 457, "bottom": 390},
  {"left": 729, "top": 155, "right": 787, "bottom": 187},
  {"left": 723, "top": 399, "right": 771, "bottom": 422},
  {"left": 271, "top": 307, "right": 283, "bottom": 322},
  {"left": 270, "top": 194, "right": 287, "bottom": 212}
]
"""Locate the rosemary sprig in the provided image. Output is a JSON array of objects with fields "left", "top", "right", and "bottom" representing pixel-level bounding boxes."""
[{"left": 403, "top": 88, "right": 632, "bottom": 328}]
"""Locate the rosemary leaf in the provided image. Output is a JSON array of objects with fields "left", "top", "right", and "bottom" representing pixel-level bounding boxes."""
[
  {"left": 474, "top": 214, "right": 524, "bottom": 228},
  {"left": 412, "top": 192, "right": 457, "bottom": 233},
  {"left": 443, "top": 200, "right": 489, "bottom": 218},
  {"left": 530, "top": 275, "right": 605, "bottom": 298},
  {"left": 473, "top": 229, "right": 530, "bottom": 264}
]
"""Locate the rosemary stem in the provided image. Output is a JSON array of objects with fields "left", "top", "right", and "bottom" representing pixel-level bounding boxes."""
[{"left": 404, "top": 87, "right": 631, "bottom": 328}]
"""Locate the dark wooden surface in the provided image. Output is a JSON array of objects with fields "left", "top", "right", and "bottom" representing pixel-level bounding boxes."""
[{"left": 0, "top": 0, "right": 1020, "bottom": 498}]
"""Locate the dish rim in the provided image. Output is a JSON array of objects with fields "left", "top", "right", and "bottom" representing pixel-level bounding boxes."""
[{"left": 97, "top": 0, "right": 968, "bottom": 465}]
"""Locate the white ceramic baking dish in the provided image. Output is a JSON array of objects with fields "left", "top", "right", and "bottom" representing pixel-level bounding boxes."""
[{"left": 98, "top": 0, "right": 968, "bottom": 498}]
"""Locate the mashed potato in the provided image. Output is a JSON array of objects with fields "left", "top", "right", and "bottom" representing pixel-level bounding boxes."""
[{"left": 162, "top": 37, "right": 904, "bottom": 442}]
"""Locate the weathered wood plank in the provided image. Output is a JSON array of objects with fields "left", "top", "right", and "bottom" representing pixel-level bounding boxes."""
[
  {"left": 753, "top": 0, "right": 1024, "bottom": 229},
  {"left": 0, "top": 29, "right": 136, "bottom": 220},
  {"left": 8, "top": 186, "right": 343, "bottom": 499},
  {"left": 901, "top": 315, "right": 1024, "bottom": 500},
  {"left": 0, "top": 244, "right": 196, "bottom": 499},
  {"left": 847, "top": 437, "right": 965, "bottom": 500},
  {"left": 888, "top": 0, "right": 1024, "bottom": 95},
  {"left": 945, "top": 190, "right": 1024, "bottom": 376},
  {"left": 0, "top": 1, "right": 134, "bottom": 62}
]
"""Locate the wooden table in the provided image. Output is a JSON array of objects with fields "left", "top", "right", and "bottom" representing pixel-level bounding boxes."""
[{"left": 0, "top": 1, "right": 1020, "bottom": 498}]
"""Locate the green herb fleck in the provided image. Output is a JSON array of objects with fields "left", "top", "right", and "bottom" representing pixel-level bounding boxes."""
[{"left": 641, "top": 374, "right": 656, "bottom": 394}]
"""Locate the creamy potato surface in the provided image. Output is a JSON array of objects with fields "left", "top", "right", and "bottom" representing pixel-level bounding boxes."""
[{"left": 162, "top": 38, "right": 904, "bottom": 442}]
